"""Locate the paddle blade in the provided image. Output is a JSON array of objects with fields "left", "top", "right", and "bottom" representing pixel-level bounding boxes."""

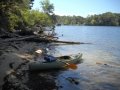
[{"left": 66, "top": 63, "right": 77, "bottom": 70}]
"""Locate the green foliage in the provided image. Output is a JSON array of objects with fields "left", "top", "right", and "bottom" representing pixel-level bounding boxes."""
[
  {"left": 1, "top": 0, "right": 120, "bottom": 33},
  {"left": 40, "top": 0, "right": 56, "bottom": 27},
  {"left": 56, "top": 15, "right": 85, "bottom": 25},
  {"left": 0, "top": 0, "right": 54, "bottom": 32},
  {"left": 56, "top": 12, "right": 120, "bottom": 26},
  {"left": 8, "top": 12, "right": 19, "bottom": 31},
  {"left": 21, "top": 10, "right": 53, "bottom": 27},
  {"left": 40, "top": 0, "right": 54, "bottom": 14},
  {"left": 85, "top": 12, "right": 120, "bottom": 26},
  {"left": 0, "top": 0, "right": 34, "bottom": 31}
]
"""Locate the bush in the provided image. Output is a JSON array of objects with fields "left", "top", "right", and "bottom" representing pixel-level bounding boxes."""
[{"left": 21, "top": 10, "right": 53, "bottom": 27}]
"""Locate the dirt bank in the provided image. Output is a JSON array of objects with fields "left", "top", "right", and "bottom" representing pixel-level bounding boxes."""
[{"left": 0, "top": 41, "right": 58, "bottom": 90}]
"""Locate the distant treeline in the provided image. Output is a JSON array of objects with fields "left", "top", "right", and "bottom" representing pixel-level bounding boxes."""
[{"left": 56, "top": 12, "right": 120, "bottom": 26}]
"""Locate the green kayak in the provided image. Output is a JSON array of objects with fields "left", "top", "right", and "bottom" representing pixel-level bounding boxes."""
[{"left": 29, "top": 53, "right": 82, "bottom": 71}]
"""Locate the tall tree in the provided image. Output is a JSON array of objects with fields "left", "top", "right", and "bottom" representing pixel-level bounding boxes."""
[
  {"left": 40, "top": 0, "right": 56, "bottom": 29},
  {"left": 0, "top": 0, "right": 34, "bottom": 31},
  {"left": 40, "top": 0, "right": 54, "bottom": 15}
]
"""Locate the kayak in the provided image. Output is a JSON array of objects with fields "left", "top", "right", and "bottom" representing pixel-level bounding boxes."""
[{"left": 29, "top": 53, "right": 82, "bottom": 71}]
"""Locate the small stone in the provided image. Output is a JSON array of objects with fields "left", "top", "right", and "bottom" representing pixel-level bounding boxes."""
[{"left": 104, "top": 63, "right": 108, "bottom": 66}]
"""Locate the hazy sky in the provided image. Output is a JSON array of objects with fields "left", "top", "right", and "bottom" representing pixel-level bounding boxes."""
[{"left": 32, "top": 0, "right": 120, "bottom": 17}]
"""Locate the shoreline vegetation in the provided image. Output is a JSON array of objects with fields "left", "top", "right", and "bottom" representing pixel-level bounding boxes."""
[
  {"left": 0, "top": 0, "right": 120, "bottom": 90},
  {"left": 56, "top": 12, "right": 120, "bottom": 26},
  {"left": 0, "top": 0, "right": 58, "bottom": 90},
  {"left": 0, "top": 0, "right": 84, "bottom": 90}
]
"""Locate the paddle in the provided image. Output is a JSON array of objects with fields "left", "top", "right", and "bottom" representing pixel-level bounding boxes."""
[
  {"left": 56, "top": 55, "right": 78, "bottom": 70},
  {"left": 64, "top": 62, "right": 78, "bottom": 70}
]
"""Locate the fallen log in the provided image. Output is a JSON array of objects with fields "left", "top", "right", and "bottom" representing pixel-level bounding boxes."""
[
  {"left": 47, "top": 40, "right": 91, "bottom": 44},
  {"left": 1, "top": 35, "right": 37, "bottom": 42},
  {"left": 49, "top": 40, "right": 81, "bottom": 44},
  {"left": 26, "top": 37, "right": 91, "bottom": 44},
  {"left": 0, "top": 29, "right": 21, "bottom": 38},
  {"left": 0, "top": 35, "right": 91, "bottom": 45}
]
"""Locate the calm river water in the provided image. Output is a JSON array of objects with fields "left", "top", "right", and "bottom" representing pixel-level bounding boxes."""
[{"left": 53, "top": 26, "right": 120, "bottom": 90}]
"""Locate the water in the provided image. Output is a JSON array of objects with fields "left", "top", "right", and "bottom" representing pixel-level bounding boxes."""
[{"left": 54, "top": 26, "right": 120, "bottom": 90}]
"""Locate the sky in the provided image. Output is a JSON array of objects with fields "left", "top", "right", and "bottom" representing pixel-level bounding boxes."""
[{"left": 32, "top": 0, "right": 120, "bottom": 17}]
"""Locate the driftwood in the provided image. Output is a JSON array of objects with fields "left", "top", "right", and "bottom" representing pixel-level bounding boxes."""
[
  {"left": 47, "top": 39, "right": 81, "bottom": 44},
  {"left": 26, "top": 37, "right": 91, "bottom": 44},
  {"left": 1, "top": 35, "right": 37, "bottom": 42},
  {"left": 0, "top": 35, "right": 91, "bottom": 45},
  {"left": 0, "top": 29, "right": 21, "bottom": 38},
  {"left": 50, "top": 40, "right": 90, "bottom": 44},
  {"left": 0, "top": 29, "right": 90, "bottom": 44}
]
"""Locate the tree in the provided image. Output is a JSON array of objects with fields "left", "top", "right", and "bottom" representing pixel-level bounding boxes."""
[
  {"left": 85, "top": 12, "right": 120, "bottom": 26},
  {"left": 40, "top": 0, "right": 57, "bottom": 33},
  {"left": 56, "top": 15, "right": 85, "bottom": 25},
  {"left": 0, "top": 0, "right": 34, "bottom": 31},
  {"left": 40, "top": 0, "right": 54, "bottom": 15}
]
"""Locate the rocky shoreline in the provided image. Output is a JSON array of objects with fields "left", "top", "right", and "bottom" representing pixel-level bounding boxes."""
[
  {"left": 0, "top": 27, "right": 84, "bottom": 90},
  {"left": 0, "top": 41, "right": 59, "bottom": 90}
]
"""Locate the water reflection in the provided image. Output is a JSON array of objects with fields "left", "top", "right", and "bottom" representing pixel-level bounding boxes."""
[
  {"left": 54, "top": 26, "right": 120, "bottom": 90},
  {"left": 55, "top": 50, "right": 120, "bottom": 90}
]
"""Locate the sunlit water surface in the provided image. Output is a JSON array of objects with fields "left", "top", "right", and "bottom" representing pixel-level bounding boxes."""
[{"left": 52, "top": 26, "right": 120, "bottom": 90}]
